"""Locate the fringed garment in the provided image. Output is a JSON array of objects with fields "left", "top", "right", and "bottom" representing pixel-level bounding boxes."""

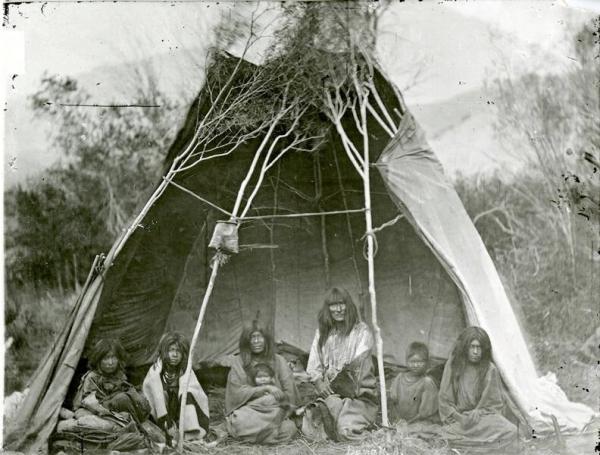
[{"left": 306, "top": 322, "right": 378, "bottom": 441}]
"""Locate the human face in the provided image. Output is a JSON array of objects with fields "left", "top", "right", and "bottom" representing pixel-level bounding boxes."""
[
  {"left": 166, "top": 343, "right": 183, "bottom": 368},
  {"left": 468, "top": 339, "right": 482, "bottom": 364},
  {"left": 100, "top": 351, "right": 119, "bottom": 375},
  {"left": 250, "top": 331, "right": 266, "bottom": 354},
  {"left": 254, "top": 372, "right": 273, "bottom": 386},
  {"left": 407, "top": 354, "right": 427, "bottom": 375},
  {"left": 329, "top": 301, "right": 347, "bottom": 322}
]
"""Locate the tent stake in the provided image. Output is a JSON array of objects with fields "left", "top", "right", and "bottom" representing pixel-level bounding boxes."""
[
  {"left": 177, "top": 254, "right": 223, "bottom": 453},
  {"left": 360, "top": 97, "right": 389, "bottom": 427}
]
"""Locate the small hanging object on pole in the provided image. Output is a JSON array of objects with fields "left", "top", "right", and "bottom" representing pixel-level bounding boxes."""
[{"left": 208, "top": 220, "right": 240, "bottom": 254}]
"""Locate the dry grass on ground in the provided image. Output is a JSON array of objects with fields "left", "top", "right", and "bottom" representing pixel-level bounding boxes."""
[
  {"left": 179, "top": 426, "right": 596, "bottom": 455},
  {"left": 192, "top": 386, "right": 597, "bottom": 455}
]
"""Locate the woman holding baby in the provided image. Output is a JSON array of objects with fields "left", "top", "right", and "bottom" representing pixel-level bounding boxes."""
[{"left": 224, "top": 320, "right": 299, "bottom": 444}]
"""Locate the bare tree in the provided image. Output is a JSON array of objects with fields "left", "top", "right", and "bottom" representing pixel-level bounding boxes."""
[{"left": 489, "top": 19, "right": 600, "bottom": 287}]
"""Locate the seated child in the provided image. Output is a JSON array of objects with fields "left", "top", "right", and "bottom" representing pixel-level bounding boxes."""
[
  {"left": 142, "top": 332, "right": 210, "bottom": 446},
  {"left": 251, "top": 363, "right": 291, "bottom": 410},
  {"left": 389, "top": 342, "right": 439, "bottom": 424}
]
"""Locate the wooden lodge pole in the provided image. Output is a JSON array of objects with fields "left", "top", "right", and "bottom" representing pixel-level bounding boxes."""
[
  {"left": 177, "top": 255, "right": 222, "bottom": 452},
  {"left": 360, "top": 97, "right": 389, "bottom": 427}
]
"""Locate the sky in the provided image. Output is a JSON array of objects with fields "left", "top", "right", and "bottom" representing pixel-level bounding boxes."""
[
  {"left": 1, "top": 0, "right": 597, "bottom": 183},
  {"left": 3, "top": 0, "right": 594, "bottom": 102}
]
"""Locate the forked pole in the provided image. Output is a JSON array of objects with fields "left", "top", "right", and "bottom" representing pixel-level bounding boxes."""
[
  {"left": 330, "top": 86, "right": 390, "bottom": 427},
  {"left": 176, "top": 128, "right": 281, "bottom": 451}
]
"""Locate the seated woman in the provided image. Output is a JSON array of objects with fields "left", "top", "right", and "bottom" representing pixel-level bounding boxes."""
[
  {"left": 73, "top": 339, "right": 150, "bottom": 423},
  {"left": 390, "top": 342, "right": 439, "bottom": 425},
  {"left": 56, "top": 339, "right": 157, "bottom": 452},
  {"left": 305, "top": 287, "right": 378, "bottom": 441},
  {"left": 142, "top": 332, "right": 210, "bottom": 446},
  {"left": 438, "top": 326, "right": 517, "bottom": 453},
  {"left": 225, "top": 321, "right": 298, "bottom": 444}
]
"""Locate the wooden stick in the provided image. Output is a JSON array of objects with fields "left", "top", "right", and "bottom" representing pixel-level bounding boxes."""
[
  {"left": 105, "top": 171, "right": 173, "bottom": 266},
  {"left": 240, "top": 208, "right": 366, "bottom": 220},
  {"left": 359, "top": 96, "right": 389, "bottom": 427},
  {"left": 315, "top": 156, "right": 331, "bottom": 288},
  {"left": 165, "top": 178, "right": 233, "bottom": 217},
  {"left": 333, "top": 146, "right": 364, "bottom": 298},
  {"left": 177, "top": 255, "right": 222, "bottom": 453},
  {"left": 366, "top": 80, "right": 398, "bottom": 134},
  {"left": 550, "top": 414, "right": 565, "bottom": 448},
  {"left": 231, "top": 117, "right": 281, "bottom": 218}
]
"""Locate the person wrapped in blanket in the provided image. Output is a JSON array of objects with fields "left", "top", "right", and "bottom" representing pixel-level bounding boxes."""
[
  {"left": 142, "top": 332, "right": 211, "bottom": 446},
  {"left": 225, "top": 320, "right": 299, "bottom": 444},
  {"left": 388, "top": 341, "right": 443, "bottom": 440},
  {"left": 55, "top": 338, "right": 163, "bottom": 452},
  {"left": 251, "top": 363, "right": 294, "bottom": 413},
  {"left": 438, "top": 326, "right": 518, "bottom": 453},
  {"left": 304, "top": 287, "right": 378, "bottom": 442},
  {"left": 389, "top": 342, "right": 439, "bottom": 425}
]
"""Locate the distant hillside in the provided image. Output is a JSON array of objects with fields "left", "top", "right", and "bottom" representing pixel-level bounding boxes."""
[
  {"left": 412, "top": 87, "right": 521, "bottom": 177},
  {"left": 4, "top": 52, "right": 518, "bottom": 188}
]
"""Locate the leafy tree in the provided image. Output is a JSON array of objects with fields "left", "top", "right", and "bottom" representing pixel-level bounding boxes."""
[{"left": 5, "top": 74, "right": 181, "bottom": 289}]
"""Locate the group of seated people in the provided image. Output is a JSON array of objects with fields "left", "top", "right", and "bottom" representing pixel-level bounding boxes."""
[
  {"left": 55, "top": 286, "right": 521, "bottom": 452},
  {"left": 55, "top": 332, "right": 210, "bottom": 451}
]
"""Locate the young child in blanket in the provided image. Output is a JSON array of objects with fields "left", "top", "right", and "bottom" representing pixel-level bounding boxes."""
[
  {"left": 389, "top": 342, "right": 439, "bottom": 425},
  {"left": 251, "top": 363, "right": 293, "bottom": 412}
]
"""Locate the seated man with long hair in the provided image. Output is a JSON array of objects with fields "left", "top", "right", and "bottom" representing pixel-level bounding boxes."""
[
  {"left": 438, "top": 326, "right": 517, "bottom": 452},
  {"left": 142, "top": 332, "right": 210, "bottom": 446},
  {"left": 225, "top": 321, "right": 299, "bottom": 444},
  {"left": 305, "top": 287, "right": 378, "bottom": 441}
]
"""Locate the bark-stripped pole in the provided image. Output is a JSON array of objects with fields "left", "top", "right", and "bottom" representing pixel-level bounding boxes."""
[
  {"left": 359, "top": 92, "right": 389, "bottom": 427},
  {"left": 176, "top": 112, "right": 290, "bottom": 450},
  {"left": 105, "top": 160, "right": 180, "bottom": 265},
  {"left": 231, "top": 115, "right": 284, "bottom": 218},
  {"left": 177, "top": 255, "right": 222, "bottom": 452}
]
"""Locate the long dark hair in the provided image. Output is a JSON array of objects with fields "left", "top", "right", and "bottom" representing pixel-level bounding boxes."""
[
  {"left": 157, "top": 331, "right": 190, "bottom": 371},
  {"left": 317, "top": 287, "right": 359, "bottom": 351},
  {"left": 89, "top": 338, "right": 127, "bottom": 375},
  {"left": 238, "top": 320, "right": 274, "bottom": 371},
  {"left": 449, "top": 326, "right": 492, "bottom": 399}
]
